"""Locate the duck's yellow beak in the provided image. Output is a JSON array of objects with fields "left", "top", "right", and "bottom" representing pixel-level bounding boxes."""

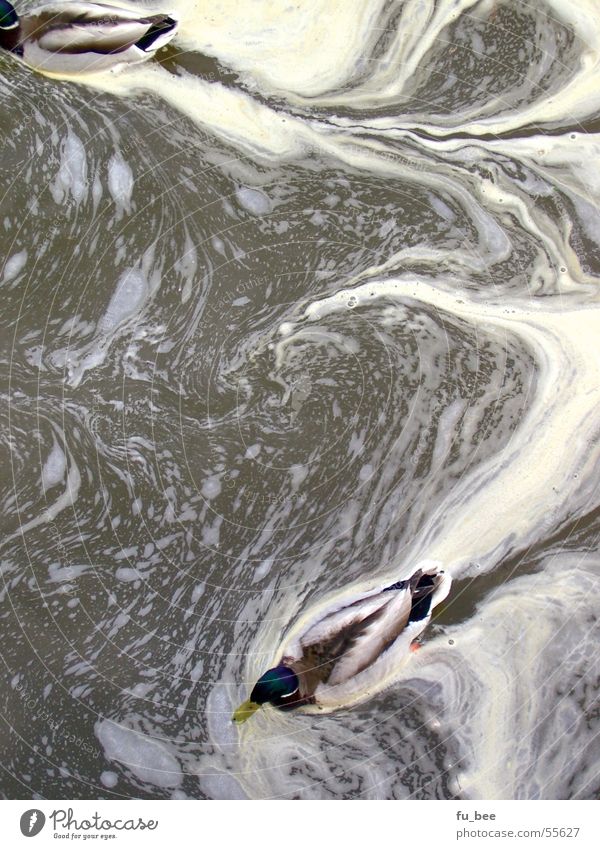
[{"left": 232, "top": 699, "right": 261, "bottom": 723}]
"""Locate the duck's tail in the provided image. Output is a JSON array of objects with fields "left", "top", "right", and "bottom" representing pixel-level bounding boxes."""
[
  {"left": 382, "top": 568, "right": 425, "bottom": 594},
  {"left": 408, "top": 572, "right": 438, "bottom": 622},
  {"left": 383, "top": 568, "right": 443, "bottom": 622},
  {"left": 136, "top": 15, "right": 178, "bottom": 53}
]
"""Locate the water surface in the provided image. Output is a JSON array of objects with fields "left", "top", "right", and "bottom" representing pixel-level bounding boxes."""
[{"left": 1, "top": 0, "right": 599, "bottom": 799}]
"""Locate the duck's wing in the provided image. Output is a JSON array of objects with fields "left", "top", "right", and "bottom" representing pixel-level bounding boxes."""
[
  {"left": 326, "top": 589, "right": 414, "bottom": 686},
  {"left": 25, "top": 5, "right": 175, "bottom": 55},
  {"left": 299, "top": 593, "right": 393, "bottom": 649},
  {"left": 281, "top": 593, "right": 398, "bottom": 697}
]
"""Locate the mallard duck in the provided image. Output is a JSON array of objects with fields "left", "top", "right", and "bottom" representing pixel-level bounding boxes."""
[
  {"left": 0, "top": 1, "right": 177, "bottom": 74},
  {"left": 233, "top": 564, "right": 451, "bottom": 722}
]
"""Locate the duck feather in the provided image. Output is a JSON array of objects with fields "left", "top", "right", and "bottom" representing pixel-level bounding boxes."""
[
  {"left": 299, "top": 592, "right": 395, "bottom": 649},
  {"left": 327, "top": 587, "right": 413, "bottom": 685},
  {"left": 24, "top": 5, "right": 170, "bottom": 54}
]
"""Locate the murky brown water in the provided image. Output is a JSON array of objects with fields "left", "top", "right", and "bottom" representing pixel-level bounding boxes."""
[{"left": 1, "top": 0, "right": 599, "bottom": 799}]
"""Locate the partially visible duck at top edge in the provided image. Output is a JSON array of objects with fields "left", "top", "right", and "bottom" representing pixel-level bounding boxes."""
[{"left": 0, "top": 1, "right": 177, "bottom": 75}]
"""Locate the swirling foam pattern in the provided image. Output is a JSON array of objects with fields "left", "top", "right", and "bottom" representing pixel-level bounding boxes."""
[{"left": 1, "top": 0, "right": 599, "bottom": 799}]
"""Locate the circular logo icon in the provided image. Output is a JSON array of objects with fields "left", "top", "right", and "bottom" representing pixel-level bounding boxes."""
[{"left": 20, "top": 810, "right": 46, "bottom": 837}]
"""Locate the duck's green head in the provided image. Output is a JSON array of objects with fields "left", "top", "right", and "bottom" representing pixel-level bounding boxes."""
[
  {"left": 0, "top": 1, "right": 18, "bottom": 30},
  {"left": 232, "top": 665, "right": 299, "bottom": 723}
]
